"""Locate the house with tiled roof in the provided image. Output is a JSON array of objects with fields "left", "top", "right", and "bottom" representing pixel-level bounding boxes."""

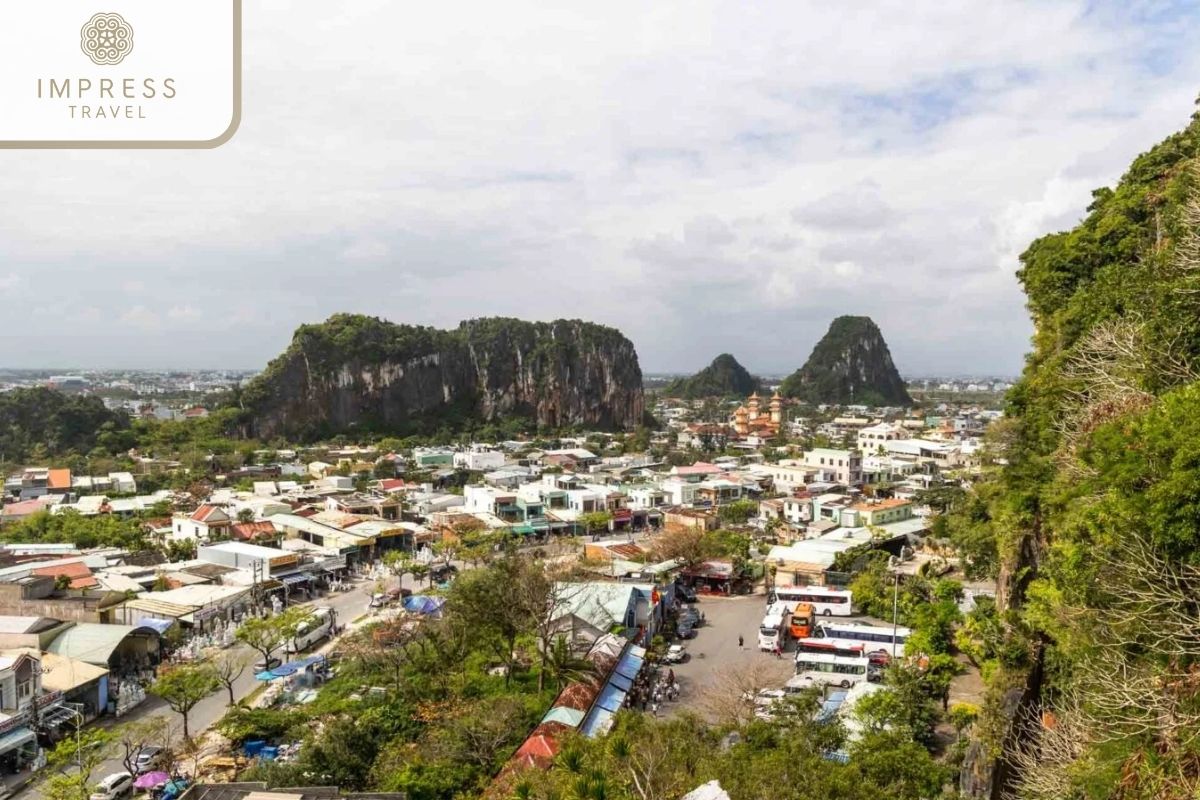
[{"left": 170, "top": 504, "right": 232, "bottom": 543}]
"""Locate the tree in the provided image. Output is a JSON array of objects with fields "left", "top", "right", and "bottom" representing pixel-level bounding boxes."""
[
  {"left": 214, "top": 651, "right": 249, "bottom": 706},
  {"left": 542, "top": 635, "right": 597, "bottom": 692},
  {"left": 152, "top": 663, "right": 220, "bottom": 740},
  {"left": 115, "top": 717, "right": 173, "bottom": 778},
  {"left": 578, "top": 511, "right": 613, "bottom": 538},
  {"left": 717, "top": 499, "right": 759, "bottom": 526},
  {"left": 236, "top": 508, "right": 255, "bottom": 524},
  {"left": 650, "top": 524, "right": 716, "bottom": 570},
  {"left": 235, "top": 606, "right": 313, "bottom": 665},
  {"left": 42, "top": 726, "right": 116, "bottom": 800},
  {"left": 445, "top": 555, "right": 535, "bottom": 684}
]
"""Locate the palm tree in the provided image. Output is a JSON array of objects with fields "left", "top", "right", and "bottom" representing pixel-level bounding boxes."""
[{"left": 543, "top": 635, "right": 597, "bottom": 692}]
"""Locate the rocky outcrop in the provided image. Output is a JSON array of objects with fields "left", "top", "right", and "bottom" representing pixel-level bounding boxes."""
[
  {"left": 780, "top": 316, "right": 911, "bottom": 406},
  {"left": 663, "top": 354, "right": 759, "bottom": 398},
  {"left": 240, "top": 315, "right": 644, "bottom": 439}
]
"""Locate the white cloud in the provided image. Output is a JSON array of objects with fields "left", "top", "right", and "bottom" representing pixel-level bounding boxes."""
[{"left": 0, "top": 0, "right": 1197, "bottom": 374}]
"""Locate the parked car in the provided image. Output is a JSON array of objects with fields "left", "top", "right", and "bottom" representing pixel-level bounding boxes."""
[
  {"left": 676, "top": 625, "right": 698, "bottom": 640},
  {"left": 132, "top": 745, "right": 165, "bottom": 774},
  {"left": 663, "top": 644, "right": 689, "bottom": 664},
  {"left": 678, "top": 609, "right": 702, "bottom": 626},
  {"left": 253, "top": 655, "right": 281, "bottom": 671},
  {"left": 90, "top": 772, "right": 134, "bottom": 800},
  {"left": 675, "top": 585, "right": 698, "bottom": 603}
]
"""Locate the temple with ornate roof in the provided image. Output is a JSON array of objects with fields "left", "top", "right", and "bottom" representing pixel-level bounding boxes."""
[{"left": 730, "top": 391, "right": 784, "bottom": 436}]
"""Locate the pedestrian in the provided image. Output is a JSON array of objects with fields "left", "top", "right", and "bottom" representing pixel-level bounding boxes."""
[
  {"left": 774, "top": 645, "right": 782, "bottom": 659},
  {"left": 738, "top": 634, "right": 744, "bottom": 649},
  {"left": 667, "top": 668, "right": 675, "bottom": 684}
]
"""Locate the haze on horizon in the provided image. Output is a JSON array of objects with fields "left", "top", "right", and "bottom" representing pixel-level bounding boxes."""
[{"left": 1, "top": 1, "right": 1197, "bottom": 377}]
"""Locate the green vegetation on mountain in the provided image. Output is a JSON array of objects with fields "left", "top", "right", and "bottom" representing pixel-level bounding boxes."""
[
  {"left": 780, "top": 316, "right": 911, "bottom": 406},
  {"left": 237, "top": 314, "right": 645, "bottom": 440},
  {"left": 663, "top": 353, "right": 759, "bottom": 398},
  {"left": 0, "top": 388, "right": 130, "bottom": 463},
  {"left": 948, "top": 105, "right": 1200, "bottom": 799}
]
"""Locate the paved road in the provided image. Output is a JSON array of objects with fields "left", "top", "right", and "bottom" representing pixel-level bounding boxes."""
[{"left": 14, "top": 574, "right": 388, "bottom": 800}]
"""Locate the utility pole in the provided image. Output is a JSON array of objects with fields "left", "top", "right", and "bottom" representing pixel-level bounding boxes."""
[{"left": 891, "top": 570, "right": 900, "bottom": 660}]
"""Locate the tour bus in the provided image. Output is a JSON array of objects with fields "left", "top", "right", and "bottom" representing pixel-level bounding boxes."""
[
  {"left": 771, "top": 585, "right": 853, "bottom": 617},
  {"left": 788, "top": 602, "right": 816, "bottom": 639},
  {"left": 757, "top": 601, "right": 793, "bottom": 651},
  {"left": 792, "top": 653, "right": 871, "bottom": 689},
  {"left": 289, "top": 606, "right": 336, "bottom": 653},
  {"left": 795, "top": 636, "right": 892, "bottom": 668},
  {"left": 815, "top": 620, "right": 911, "bottom": 659}
]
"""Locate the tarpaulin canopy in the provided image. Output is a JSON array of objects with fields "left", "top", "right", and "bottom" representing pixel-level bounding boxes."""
[
  {"left": 255, "top": 654, "right": 326, "bottom": 681},
  {"left": 134, "top": 772, "right": 170, "bottom": 789},
  {"left": 402, "top": 595, "right": 445, "bottom": 615}
]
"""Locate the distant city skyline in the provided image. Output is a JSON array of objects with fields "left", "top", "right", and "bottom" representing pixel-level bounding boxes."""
[{"left": 1, "top": 2, "right": 1197, "bottom": 375}]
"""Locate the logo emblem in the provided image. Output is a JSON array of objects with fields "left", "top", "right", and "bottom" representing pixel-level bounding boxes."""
[{"left": 80, "top": 12, "right": 133, "bottom": 65}]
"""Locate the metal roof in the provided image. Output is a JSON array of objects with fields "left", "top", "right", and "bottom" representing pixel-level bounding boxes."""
[{"left": 45, "top": 623, "right": 159, "bottom": 666}]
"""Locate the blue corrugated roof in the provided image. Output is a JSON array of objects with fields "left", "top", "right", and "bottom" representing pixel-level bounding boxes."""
[
  {"left": 595, "top": 682, "right": 627, "bottom": 712},
  {"left": 609, "top": 670, "right": 633, "bottom": 691},
  {"left": 580, "top": 705, "right": 615, "bottom": 737},
  {"left": 614, "top": 649, "right": 644, "bottom": 680}
]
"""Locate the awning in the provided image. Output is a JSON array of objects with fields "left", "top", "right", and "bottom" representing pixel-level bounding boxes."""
[
  {"left": 39, "top": 705, "right": 80, "bottom": 727},
  {"left": 279, "top": 573, "right": 313, "bottom": 586},
  {"left": 0, "top": 728, "right": 35, "bottom": 756}
]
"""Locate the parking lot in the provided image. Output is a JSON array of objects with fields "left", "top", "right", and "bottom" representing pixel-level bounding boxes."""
[{"left": 662, "top": 592, "right": 794, "bottom": 718}]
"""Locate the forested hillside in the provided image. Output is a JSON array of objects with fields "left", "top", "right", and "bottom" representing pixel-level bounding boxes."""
[
  {"left": 950, "top": 104, "right": 1200, "bottom": 799},
  {"left": 0, "top": 388, "right": 130, "bottom": 463}
]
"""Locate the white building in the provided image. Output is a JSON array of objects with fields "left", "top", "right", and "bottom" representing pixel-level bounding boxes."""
[
  {"left": 856, "top": 422, "right": 907, "bottom": 453},
  {"left": 800, "top": 448, "right": 863, "bottom": 486}
]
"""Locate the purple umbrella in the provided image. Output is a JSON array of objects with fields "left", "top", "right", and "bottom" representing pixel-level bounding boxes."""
[{"left": 134, "top": 772, "right": 170, "bottom": 789}]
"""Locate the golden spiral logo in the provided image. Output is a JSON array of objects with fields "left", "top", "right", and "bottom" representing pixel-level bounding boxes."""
[{"left": 80, "top": 12, "right": 134, "bottom": 66}]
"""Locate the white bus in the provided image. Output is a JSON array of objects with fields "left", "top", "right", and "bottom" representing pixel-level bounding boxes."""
[
  {"left": 815, "top": 621, "right": 910, "bottom": 659},
  {"left": 793, "top": 653, "right": 870, "bottom": 689},
  {"left": 771, "top": 586, "right": 853, "bottom": 617},
  {"left": 289, "top": 606, "right": 336, "bottom": 653},
  {"left": 757, "top": 601, "right": 792, "bottom": 651}
]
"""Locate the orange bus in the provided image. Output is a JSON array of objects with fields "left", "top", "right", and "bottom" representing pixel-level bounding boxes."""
[{"left": 788, "top": 602, "right": 815, "bottom": 639}]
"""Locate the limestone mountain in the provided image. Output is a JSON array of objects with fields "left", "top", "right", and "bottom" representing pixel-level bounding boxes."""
[
  {"left": 238, "top": 314, "right": 644, "bottom": 440},
  {"left": 780, "top": 316, "right": 911, "bottom": 406},
  {"left": 662, "top": 353, "right": 759, "bottom": 398}
]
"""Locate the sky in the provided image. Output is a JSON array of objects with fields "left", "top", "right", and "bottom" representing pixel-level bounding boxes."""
[{"left": 2, "top": 0, "right": 1199, "bottom": 377}]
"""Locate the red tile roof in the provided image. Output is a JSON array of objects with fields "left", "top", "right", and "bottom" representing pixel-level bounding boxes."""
[
  {"left": 31, "top": 561, "right": 98, "bottom": 589},
  {"left": 190, "top": 504, "right": 226, "bottom": 523},
  {"left": 231, "top": 521, "right": 277, "bottom": 541},
  {"left": 48, "top": 469, "right": 72, "bottom": 490}
]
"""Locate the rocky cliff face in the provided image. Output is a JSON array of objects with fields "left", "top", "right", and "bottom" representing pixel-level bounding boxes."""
[
  {"left": 780, "top": 316, "right": 911, "bottom": 406},
  {"left": 240, "top": 315, "right": 644, "bottom": 439},
  {"left": 663, "top": 353, "right": 759, "bottom": 398}
]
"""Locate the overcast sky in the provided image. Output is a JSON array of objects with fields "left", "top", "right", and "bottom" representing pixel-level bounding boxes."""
[{"left": 2, "top": 1, "right": 1198, "bottom": 376}]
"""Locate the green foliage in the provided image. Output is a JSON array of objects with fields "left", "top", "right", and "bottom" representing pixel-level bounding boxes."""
[
  {"left": 2, "top": 509, "right": 147, "bottom": 550},
  {"left": 716, "top": 499, "right": 759, "bottom": 526},
  {"left": 779, "top": 316, "right": 912, "bottom": 406},
  {"left": 152, "top": 663, "right": 219, "bottom": 739},
  {"left": 0, "top": 388, "right": 131, "bottom": 463},
  {"left": 662, "top": 354, "right": 759, "bottom": 398}
]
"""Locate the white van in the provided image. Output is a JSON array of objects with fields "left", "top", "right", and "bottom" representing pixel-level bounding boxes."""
[{"left": 90, "top": 772, "right": 134, "bottom": 800}]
